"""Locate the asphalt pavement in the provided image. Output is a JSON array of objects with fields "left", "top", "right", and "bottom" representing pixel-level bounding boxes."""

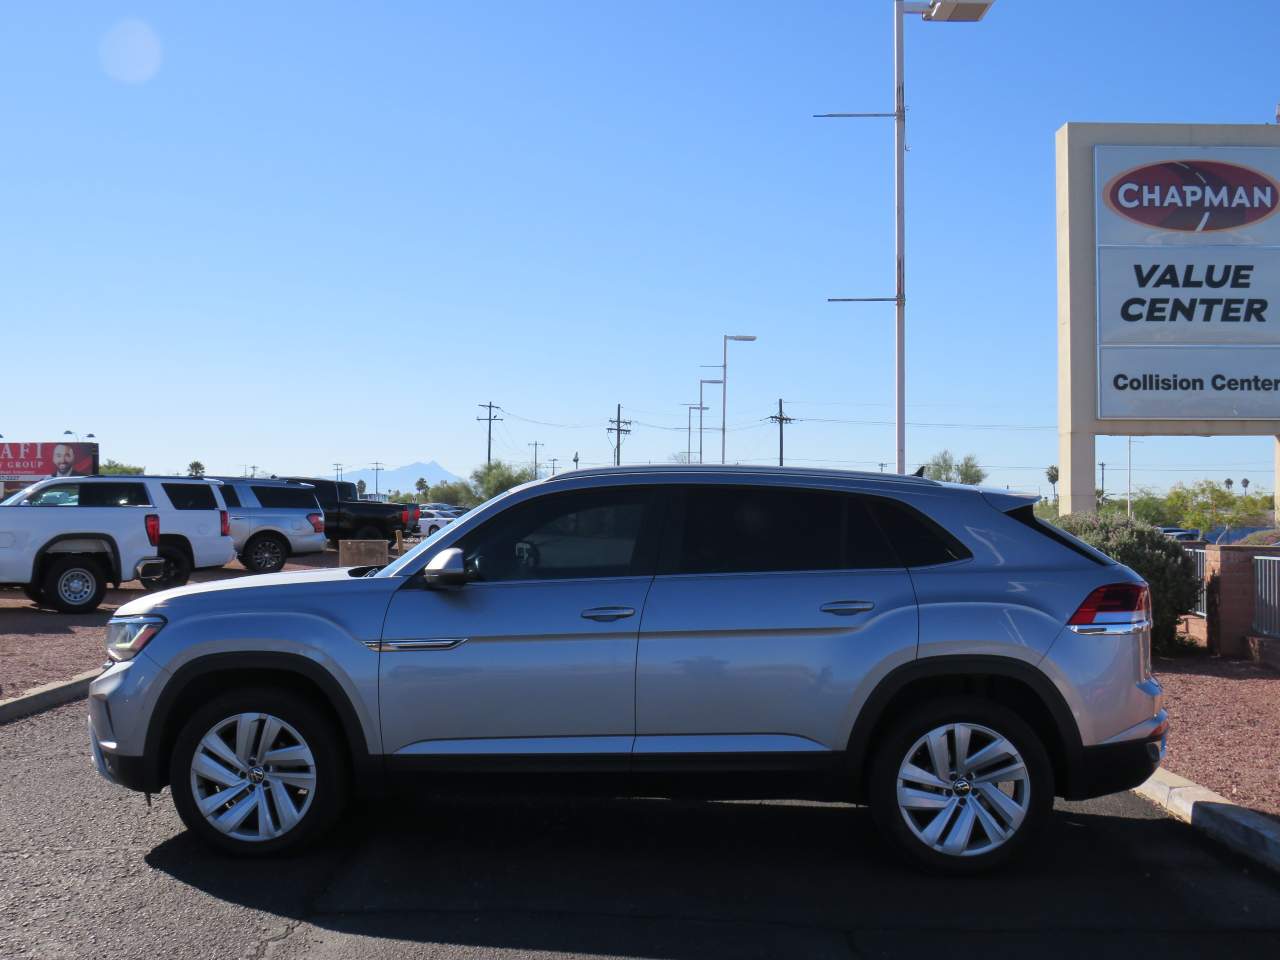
[{"left": 2, "top": 702, "right": 1278, "bottom": 960}]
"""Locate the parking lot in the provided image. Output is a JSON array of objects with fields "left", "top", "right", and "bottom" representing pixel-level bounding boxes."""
[{"left": 2, "top": 701, "right": 1278, "bottom": 960}]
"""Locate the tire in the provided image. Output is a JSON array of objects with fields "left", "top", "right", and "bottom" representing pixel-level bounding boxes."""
[
  {"left": 427, "top": 525, "right": 439, "bottom": 536},
  {"left": 241, "top": 533, "right": 289, "bottom": 573},
  {"left": 40, "top": 556, "right": 107, "bottom": 614},
  {"left": 142, "top": 545, "right": 193, "bottom": 592},
  {"left": 169, "top": 687, "right": 348, "bottom": 856},
  {"left": 868, "top": 696, "right": 1053, "bottom": 874}
]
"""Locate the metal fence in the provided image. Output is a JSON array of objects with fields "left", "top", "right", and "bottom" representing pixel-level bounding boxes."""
[
  {"left": 1253, "top": 556, "right": 1280, "bottom": 639},
  {"left": 1188, "top": 548, "right": 1207, "bottom": 617}
]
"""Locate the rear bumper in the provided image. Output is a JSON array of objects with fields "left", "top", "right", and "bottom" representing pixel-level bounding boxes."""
[
  {"left": 133, "top": 557, "right": 165, "bottom": 580},
  {"left": 1064, "top": 710, "right": 1168, "bottom": 800}
]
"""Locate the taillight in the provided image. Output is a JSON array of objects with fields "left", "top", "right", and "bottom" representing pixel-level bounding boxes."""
[
  {"left": 1068, "top": 583, "right": 1150, "bottom": 628},
  {"left": 412, "top": 506, "right": 420, "bottom": 524},
  {"left": 220, "top": 509, "right": 230, "bottom": 537},
  {"left": 401, "top": 508, "right": 410, "bottom": 528},
  {"left": 145, "top": 513, "right": 160, "bottom": 547},
  {"left": 307, "top": 512, "right": 324, "bottom": 533}
]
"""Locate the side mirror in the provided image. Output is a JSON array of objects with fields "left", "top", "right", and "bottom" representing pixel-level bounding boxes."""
[{"left": 422, "top": 547, "right": 469, "bottom": 588}]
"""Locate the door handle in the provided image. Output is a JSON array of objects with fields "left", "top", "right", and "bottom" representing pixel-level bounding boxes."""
[
  {"left": 820, "top": 600, "right": 875, "bottom": 616},
  {"left": 581, "top": 606, "right": 636, "bottom": 622}
]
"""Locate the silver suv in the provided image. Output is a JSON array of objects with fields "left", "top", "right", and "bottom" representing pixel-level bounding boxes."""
[
  {"left": 212, "top": 477, "right": 326, "bottom": 573},
  {"left": 88, "top": 467, "right": 1166, "bottom": 871}
]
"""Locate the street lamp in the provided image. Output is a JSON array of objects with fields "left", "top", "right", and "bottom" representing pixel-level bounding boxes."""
[
  {"left": 822, "top": 0, "right": 995, "bottom": 474},
  {"left": 721, "top": 334, "right": 756, "bottom": 464},
  {"left": 699, "top": 379, "right": 722, "bottom": 464},
  {"left": 63, "top": 430, "right": 95, "bottom": 443},
  {"left": 683, "top": 403, "right": 708, "bottom": 463}
]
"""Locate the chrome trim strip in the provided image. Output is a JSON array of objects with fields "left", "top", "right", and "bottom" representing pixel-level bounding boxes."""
[
  {"left": 1067, "top": 618, "right": 1152, "bottom": 636},
  {"left": 366, "top": 638, "right": 468, "bottom": 652}
]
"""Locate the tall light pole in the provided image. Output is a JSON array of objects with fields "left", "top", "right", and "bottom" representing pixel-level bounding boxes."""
[
  {"left": 699, "top": 379, "right": 721, "bottom": 464},
  {"left": 721, "top": 335, "right": 756, "bottom": 464},
  {"left": 684, "top": 403, "right": 707, "bottom": 463},
  {"left": 821, "top": 0, "right": 996, "bottom": 474}
]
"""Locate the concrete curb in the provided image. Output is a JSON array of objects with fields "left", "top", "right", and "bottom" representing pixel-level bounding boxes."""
[
  {"left": 0, "top": 669, "right": 98, "bottom": 725},
  {"left": 1135, "top": 767, "right": 1280, "bottom": 873}
]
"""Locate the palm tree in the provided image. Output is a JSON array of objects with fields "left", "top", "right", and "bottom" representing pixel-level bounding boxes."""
[
  {"left": 1045, "top": 465, "right": 1059, "bottom": 501},
  {"left": 1225, "top": 478, "right": 1234, "bottom": 492}
]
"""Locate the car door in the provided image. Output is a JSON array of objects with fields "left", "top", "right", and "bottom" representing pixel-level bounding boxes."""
[
  {"left": 634, "top": 484, "right": 919, "bottom": 756},
  {"left": 378, "top": 484, "right": 661, "bottom": 758}
]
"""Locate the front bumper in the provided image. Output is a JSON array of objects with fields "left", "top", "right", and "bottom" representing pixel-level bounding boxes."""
[
  {"left": 88, "top": 655, "right": 167, "bottom": 793},
  {"left": 1066, "top": 709, "right": 1169, "bottom": 800}
]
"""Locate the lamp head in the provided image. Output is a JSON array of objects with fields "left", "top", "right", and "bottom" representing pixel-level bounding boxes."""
[{"left": 922, "top": 1, "right": 995, "bottom": 22}]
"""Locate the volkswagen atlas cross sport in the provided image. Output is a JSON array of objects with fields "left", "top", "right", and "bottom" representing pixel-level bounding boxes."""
[{"left": 88, "top": 466, "right": 1167, "bottom": 872}]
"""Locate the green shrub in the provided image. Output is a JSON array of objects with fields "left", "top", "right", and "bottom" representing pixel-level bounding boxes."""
[
  {"left": 1239, "top": 529, "right": 1280, "bottom": 546},
  {"left": 1056, "top": 514, "right": 1200, "bottom": 653}
]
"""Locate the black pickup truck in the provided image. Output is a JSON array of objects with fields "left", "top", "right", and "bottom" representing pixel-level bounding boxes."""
[{"left": 279, "top": 478, "right": 412, "bottom": 544}]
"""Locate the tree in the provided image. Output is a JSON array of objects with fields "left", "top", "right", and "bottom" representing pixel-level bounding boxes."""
[
  {"left": 427, "top": 480, "right": 480, "bottom": 508},
  {"left": 1163, "top": 479, "right": 1271, "bottom": 533},
  {"left": 186, "top": 461, "right": 205, "bottom": 477},
  {"left": 414, "top": 477, "right": 429, "bottom": 496},
  {"left": 923, "top": 450, "right": 987, "bottom": 485},
  {"left": 100, "top": 458, "right": 144, "bottom": 475},
  {"left": 1225, "top": 478, "right": 1234, "bottom": 491},
  {"left": 1045, "top": 465, "right": 1059, "bottom": 501},
  {"left": 471, "top": 460, "right": 535, "bottom": 502},
  {"left": 356, "top": 479, "right": 367, "bottom": 496}
]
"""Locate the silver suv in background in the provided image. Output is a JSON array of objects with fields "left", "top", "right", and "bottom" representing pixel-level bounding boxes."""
[
  {"left": 213, "top": 478, "right": 325, "bottom": 573},
  {"left": 88, "top": 466, "right": 1166, "bottom": 872}
]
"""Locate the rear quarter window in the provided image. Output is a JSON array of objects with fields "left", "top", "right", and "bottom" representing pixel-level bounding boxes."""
[
  {"left": 220, "top": 486, "right": 242, "bottom": 508},
  {"left": 161, "top": 482, "right": 217, "bottom": 511},
  {"left": 252, "top": 486, "right": 320, "bottom": 510}
]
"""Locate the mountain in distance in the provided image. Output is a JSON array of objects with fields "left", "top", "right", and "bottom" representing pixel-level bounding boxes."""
[{"left": 341, "top": 460, "right": 463, "bottom": 494}]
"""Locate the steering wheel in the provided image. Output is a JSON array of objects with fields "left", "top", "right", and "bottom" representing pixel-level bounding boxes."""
[{"left": 513, "top": 540, "right": 541, "bottom": 572}]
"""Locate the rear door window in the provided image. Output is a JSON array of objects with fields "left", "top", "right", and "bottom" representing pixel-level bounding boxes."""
[
  {"left": 252, "top": 486, "right": 320, "bottom": 509},
  {"left": 162, "top": 482, "right": 217, "bottom": 511},
  {"left": 80, "top": 482, "right": 151, "bottom": 507},
  {"left": 220, "top": 486, "right": 242, "bottom": 508},
  {"left": 664, "top": 486, "right": 898, "bottom": 575},
  {"left": 868, "top": 497, "right": 971, "bottom": 567}
]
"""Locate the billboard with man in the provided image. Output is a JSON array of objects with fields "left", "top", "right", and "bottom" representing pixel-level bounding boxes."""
[{"left": 0, "top": 441, "right": 100, "bottom": 494}]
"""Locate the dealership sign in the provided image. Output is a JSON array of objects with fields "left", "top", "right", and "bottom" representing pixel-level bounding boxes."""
[
  {"left": 0, "top": 441, "right": 99, "bottom": 483},
  {"left": 1096, "top": 145, "right": 1280, "bottom": 419}
]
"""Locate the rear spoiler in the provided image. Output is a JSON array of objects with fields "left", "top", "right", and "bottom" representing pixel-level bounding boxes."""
[{"left": 978, "top": 489, "right": 1039, "bottom": 512}]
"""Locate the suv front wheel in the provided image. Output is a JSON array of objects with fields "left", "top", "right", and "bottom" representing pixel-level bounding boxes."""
[
  {"left": 869, "top": 696, "right": 1053, "bottom": 873},
  {"left": 170, "top": 688, "right": 348, "bottom": 856}
]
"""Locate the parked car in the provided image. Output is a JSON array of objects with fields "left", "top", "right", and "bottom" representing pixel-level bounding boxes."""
[
  {"left": 0, "top": 476, "right": 176, "bottom": 612},
  {"left": 211, "top": 477, "right": 326, "bottom": 573},
  {"left": 1157, "top": 526, "right": 1201, "bottom": 542},
  {"left": 278, "top": 477, "right": 409, "bottom": 544},
  {"left": 416, "top": 507, "right": 455, "bottom": 536},
  {"left": 89, "top": 466, "right": 1166, "bottom": 871}
]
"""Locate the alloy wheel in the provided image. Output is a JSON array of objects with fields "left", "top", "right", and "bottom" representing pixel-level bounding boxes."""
[
  {"left": 250, "top": 538, "right": 285, "bottom": 570},
  {"left": 189, "top": 712, "right": 317, "bottom": 842},
  {"left": 895, "top": 721, "right": 1030, "bottom": 857}
]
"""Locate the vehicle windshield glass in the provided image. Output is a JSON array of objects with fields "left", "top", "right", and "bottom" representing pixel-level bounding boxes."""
[
  {"left": 374, "top": 495, "right": 497, "bottom": 577},
  {"left": 0, "top": 483, "right": 41, "bottom": 506}
]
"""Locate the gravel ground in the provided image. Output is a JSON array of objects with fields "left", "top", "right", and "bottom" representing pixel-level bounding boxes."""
[
  {"left": 0, "top": 551, "right": 337, "bottom": 699},
  {"left": 1155, "top": 653, "right": 1280, "bottom": 818}
]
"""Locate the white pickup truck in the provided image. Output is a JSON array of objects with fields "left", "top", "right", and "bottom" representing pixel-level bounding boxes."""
[{"left": 0, "top": 475, "right": 235, "bottom": 612}]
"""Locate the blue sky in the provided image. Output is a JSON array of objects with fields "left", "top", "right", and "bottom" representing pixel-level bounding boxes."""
[{"left": 3, "top": 1, "right": 1278, "bottom": 496}]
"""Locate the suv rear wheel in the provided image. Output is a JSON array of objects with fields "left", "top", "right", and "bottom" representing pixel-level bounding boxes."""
[
  {"left": 241, "top": 533, "right": 289, "bottom": 573},
  {"left": 143, "top": 545, "right": 192, "bottom": 592},
  {"left": 41, "top": 556, "right": 107, "bottom": 613},
  {"left": 170, "top": 688, "right": 348, "bottom": 856},
  {"left": 869, "top": 696, "right": 1053, "bottom": 874}
]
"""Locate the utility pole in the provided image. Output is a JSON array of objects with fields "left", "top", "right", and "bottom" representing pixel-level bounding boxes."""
[
  {"left": 372, "top": 461, "right": 384, "bottom": 496},
  {"left": 1099, "top": 461, "right": 1106, "bottom": 501},
  {"left": 878, "top": 462, "right": 889, "bottom": 473},
  {"left": 573, "top": 451, "right": 580, "bottom": 470},
  {"left": 250, "top": 465, "right": 257, "bottom": 478},
  {"left": 476, "top": 402, "right": 502, "bottom": 466},
  {"left": 767, "top": 399, "right": 794, "bottom": 467},
  {"left": 332, "top": 463, "right": 343, "bottom": 482},
  {"left": 1126, "top": 437, "right": 1133, "bottom": 518},
  {"left": 549, "top": 457, "right": 559, "bottom": 476},
  {"left": 608, "top": 404, "right": 631, "bottom": 466},
  {"left": 528, "top": 441, "right": 542, "bottom": 479}
]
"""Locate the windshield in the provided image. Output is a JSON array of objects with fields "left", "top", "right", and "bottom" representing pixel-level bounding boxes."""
[
  {"left": 0, "top": 483, "right": 41, "bottom": 506},
  {"left": 375, "top": 496, "right": 493, "bottom": 577}
]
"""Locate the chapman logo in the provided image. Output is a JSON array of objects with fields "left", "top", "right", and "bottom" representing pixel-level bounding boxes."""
[{"left": 1105, "top": 159, "right": 1279, "bottom": 232}]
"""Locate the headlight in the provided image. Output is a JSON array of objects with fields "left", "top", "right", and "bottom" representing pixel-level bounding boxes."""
[{"left": 106, "top": 615, "right": 166, "bottom": 662}]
